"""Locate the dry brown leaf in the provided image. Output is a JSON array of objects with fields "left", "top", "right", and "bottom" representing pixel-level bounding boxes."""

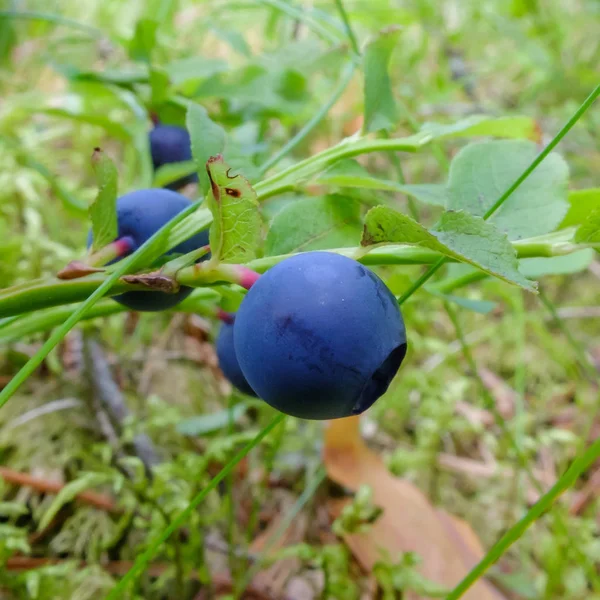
[{"left": 323, "top": 416, "right": 506, "bottom": 600}]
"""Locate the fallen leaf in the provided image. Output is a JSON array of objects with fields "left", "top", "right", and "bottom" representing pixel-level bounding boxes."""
[{"left": 323, "top": 416, "right": 506, "bottom": 600}]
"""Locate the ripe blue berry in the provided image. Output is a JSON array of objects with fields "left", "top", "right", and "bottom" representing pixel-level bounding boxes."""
[
  {"left": 216, "top": 319, "right": 257, "bottom": 397},
  {"left": 234, "top": 252, "right": 407, "bottom": 420},
  {"left": 87, "top": 189, "right": 208, "bottom": 312},
  {"left": 149, "top": 124, "right": 198, "bottom": 190}
]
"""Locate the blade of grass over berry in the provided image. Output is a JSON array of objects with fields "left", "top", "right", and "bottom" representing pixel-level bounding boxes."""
[
  {"left": 446, "top": 434, "right": 600, "bottom": 600},
  {"left": 105, "top": 413, "right": 286, "bottom": 599},
  {"left": 397, "top": 82, "right": 600, "bottom": 306},
  {"left": 258, "top": 60, "right": 357, "bottom": 176},
  {"left": 0, "top": 201, "right": 201, "bottom": 411}
]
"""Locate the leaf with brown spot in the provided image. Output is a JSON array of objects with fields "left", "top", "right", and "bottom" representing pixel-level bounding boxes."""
[
  {"left": 206, "top": 155, "right": 262, "bottom": 264},
  {"left": 323, "top": 417, "right": 506, "bottom": 600}
]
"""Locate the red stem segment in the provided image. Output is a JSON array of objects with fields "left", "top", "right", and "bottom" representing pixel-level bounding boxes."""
[{"left": 88, "top": 236, "right": 136, "bottom": 267}]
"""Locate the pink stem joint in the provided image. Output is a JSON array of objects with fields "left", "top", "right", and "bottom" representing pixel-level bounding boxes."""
[{"left": 237, "top": 266, "right": 261, "bottom": 290}]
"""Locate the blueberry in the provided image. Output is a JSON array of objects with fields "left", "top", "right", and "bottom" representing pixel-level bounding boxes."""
[
  {"left": 216, "top": 318, "right": 257, "bottom": 397},
  {"left": 87, "top": 189, "right": 209, "bottom": 312},
  {"left": 149, "top": 124, "right": 198, "bottom": 190},
  {"left": 234, "top": 251, "right": 407, "bottom": 420}
]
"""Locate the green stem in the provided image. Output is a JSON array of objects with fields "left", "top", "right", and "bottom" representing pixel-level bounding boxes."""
[
  {"left": 0, "top": 290, "right": 220, "bottom": 344},
  {"left": 254, "top": 132, "right": 427, "bottom": 200},
  {"left": 0, "top": 276, "right": 142, "bottom": 318},
  {"left": 446, "top": 435, "right": 600, "bottom": 600},
  {"left": 258, "top": 60, "right": 358, "bottom": 176},
  {"left": 104, "top": 413, "right": 286, "bottom": 599},
  {"left": 0, "top": 240, "right": 588, "bottom": 318}
]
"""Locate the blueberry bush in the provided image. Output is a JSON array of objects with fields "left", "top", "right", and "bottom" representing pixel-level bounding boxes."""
[{"left": 0, "top": 1, "right": 599, "bottom": 599}]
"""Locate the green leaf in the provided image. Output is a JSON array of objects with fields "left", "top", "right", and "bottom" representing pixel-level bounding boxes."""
[
  {"left": 129, "top": 18, "right": 158, "bottom": 64},
  {"left": 362, "top": 206, "right": 537, "bottom": 291},
  {"left": 574, "top": 207, "right": 600, "bottom": 251},
  {"left": 519, "top": 250, "right": 595, "bottom": 278},
  {"left": 363, "top": 27, "right": 400, "bottom": 133},
  {"left": 38, "top": 473, "right": 111, "bottom": 531},
  {"left": 89, "top": 149, "right": 118, "bottom": 252},
  {"left": 177, "top": 403, "right": 250, "bottom": 436},
  {"left": 315, "top": 160, "right": 447, "bottom": 206},
  {"left": 447, "top": 140, "right": 569, "bottom": 240},
  {"left": 561, "top": 188, "right": 600, "bottom": 228},
  {"left": 265, "top": 195, "right": 362, "bottom": 256},
  {"left": 206, "top": 155, "right": 262, "bottom": 264},
  {"left": 421, "top": 115, "right": 539, "bottom": 141},
  {"left": 187, "top": 104, "right": 227, "bottom": 196}
]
